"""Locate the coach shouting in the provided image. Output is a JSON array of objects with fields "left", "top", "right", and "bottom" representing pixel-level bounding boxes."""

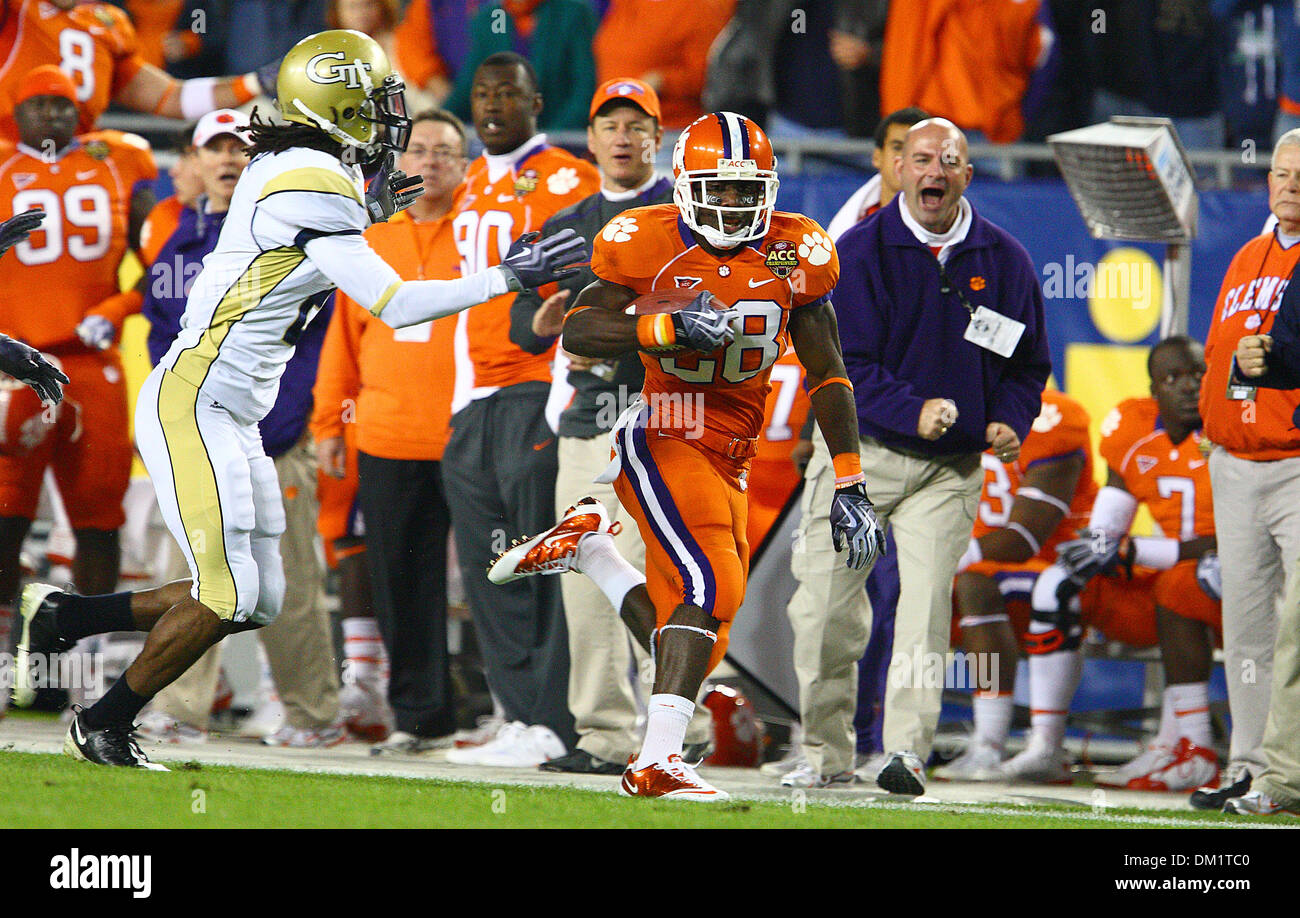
[{"left": 786, "top": 118, "right": 1049, "bottom": 794}]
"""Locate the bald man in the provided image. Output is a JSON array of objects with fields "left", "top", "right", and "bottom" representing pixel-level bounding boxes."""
[{"left": 783, "top": 118, "right": 1050, "bottom": 793}]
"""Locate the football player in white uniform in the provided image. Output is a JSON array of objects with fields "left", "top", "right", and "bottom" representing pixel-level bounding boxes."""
[{"left": 11, "top": 29, "right": 586, "bottom": 769}]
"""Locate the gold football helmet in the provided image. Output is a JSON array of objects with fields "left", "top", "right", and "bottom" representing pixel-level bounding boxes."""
[{"left": 276, "top": 29, "right": 411, "bottom": 154}]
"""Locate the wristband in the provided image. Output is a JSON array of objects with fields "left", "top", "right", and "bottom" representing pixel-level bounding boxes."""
[
  {"left": 1132, "top": 536, "right": 1179, "bottom": 570},
  {"left": 808, "top": 376, "right": 853, "bottom": 397},
  {"left": 178, "top": 76, "right": 218, "bottom": 119},
  {"left": 232, "top": 73, "right": 260, "bottom": 104},
  {"left": 832, "top": 451, "right": 864, "bottom": 487},
  {"left": 636, "top": 313, "right": 676, "bottom": 350}
]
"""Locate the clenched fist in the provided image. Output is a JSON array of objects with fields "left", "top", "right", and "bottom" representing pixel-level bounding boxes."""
[
  {"left": 917, "top": 398, "right": 958, "bottom": 440},
  {"left": 1236, "top": 334, "right": 1272, "bottom": 378}
]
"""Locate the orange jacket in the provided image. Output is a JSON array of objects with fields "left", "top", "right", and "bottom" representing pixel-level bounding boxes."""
[{"left": 310, "top": 210, "right": 461, "bottom": 461}]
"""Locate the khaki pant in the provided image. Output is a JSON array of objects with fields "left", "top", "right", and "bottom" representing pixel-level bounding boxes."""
[
  {"left": 556, "top": 434, "right": 710, "bottom": 763},
  {"left": 155, "top": 436, "right": 339, "bottom": 729},
  {"left": 1209, "top": 448, "right": 1300, "bottom": 776},
  {"left": 1255, "top": 550, "right": 1300, "bottom": 808},
  {"left": 787, "top": 434, "right": 981, "bottom": 774}
]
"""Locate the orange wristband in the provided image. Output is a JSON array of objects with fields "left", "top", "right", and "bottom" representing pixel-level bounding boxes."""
[
  {"left": 833, "top": 452, "right": 864, "bottom": 487},
  {"left": 808, "top": 376, "right": 853, "bottom": 397},
  {"left": 636, "top": 313, "right": 676, "bottom": 350},
  {"left": 231, "top": 73, "right": 259, "bottom": 105}
]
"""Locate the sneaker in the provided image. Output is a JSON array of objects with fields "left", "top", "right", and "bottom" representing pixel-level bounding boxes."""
[
  {"left": 876, "top": 751, "right": 927, "bottom": 795},
  {"left": 931, "top": 742, "right": 1004, "bottom": 782},
  {"left": 262, "top": 721, "right": 347, "bottom": 748},
  {"left": 620, "top": 754, "right": 730, "bottom": 802},
  {"left": 1223, "top": 789, "right": 1300, "bottom": 817},
  {"left": 136, "top": 710, "right": 208, "bottom": 745},
  {"left": 779, "top": 760, "right": 858, "bottom": 788},
  {"left": 240, "top": 698, "right": 284, "bottom": 739},
  {"left": 13, "top": 583, "right": 71, "bottom": 708},
  {"left": 63, "top": 705, "right": 168, "bottom": 770},
  {"left": 1095, "top": 742, "right": 1176, "bottom": 789},
  {"left": 487, "top": 497, "right": 615, "bottom": 583},
  {"left": 996, "top": 744, "right": 1072, "bottom": 785},
  {"left": 445, "top": 721, "right": 566, "bottom": 766},
  {"left": 1121, "top": 737, "right": 1218, "bottom": 792},
  {"left": 453, "top": 714, "right": 507, "bottom": 748},
  {"left": 339, "top": 681, "right": 394, "bottom": 743},
  {"left": 759, "top": 747, "right": 808, "bottom": 778},
  {"left": 539, "top": 748, "right": 624, "bottom": 775},
  {"left": 1190, "top": 765, "right": 1251, "bottom": 811},
  {"left": 369, "top": 730, "right": 455, "bottom": 756}
]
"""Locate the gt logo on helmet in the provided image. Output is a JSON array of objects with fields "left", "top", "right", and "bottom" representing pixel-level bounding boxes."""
[{"left": 306, "top": 52, "right": 372, "bottom": 90}]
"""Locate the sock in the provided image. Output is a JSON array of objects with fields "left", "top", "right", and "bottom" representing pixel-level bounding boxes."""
[
  {"left": 1152, "top": 690, "right": 1178, "bottom": 748},
  {"left": 634, "top": 693, "right": 693, "bottom": 769},
  {"left": 576, "top": 532, "right": 645, "bottom": 611},
  {"left": 1025, "top": 645, "right": 1082, "bottom": 752},
  {"left": 1168, "top": 681, "right": 1212, "bottom": 747},
  {"left": 342, "top": 617, "right": 388, "bottom": 687},
  {"left": 972, "top": 692, "right": 1013, "bottom": 751},
  {"left": 57, "top": 591, "right": 136, "bottom": 644},
  {"left": 83, "top": 672, "right": 150, "bottom": 729}
]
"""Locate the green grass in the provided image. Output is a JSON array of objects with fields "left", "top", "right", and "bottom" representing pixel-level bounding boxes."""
[{"left": 0, "top": 752, "right": 1279, "bottom": 829}]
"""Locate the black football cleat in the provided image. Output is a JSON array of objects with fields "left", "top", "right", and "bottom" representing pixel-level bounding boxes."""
[
  {"left": 1190, "top": 769, "right": 1251, "bottom": 811},
  {"left": 63, "top": 705, "right": 169, "bottom": 771},
  {"left": 12, "top": 583, "right": 72, "bottom": 708},
  {"left": 539, "top": 748, "right": 624, "bottom": 775}
]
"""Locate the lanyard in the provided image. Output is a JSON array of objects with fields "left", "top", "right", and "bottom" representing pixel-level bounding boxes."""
[{"left": 935, "top": 255, "right": 977, "bottom": 319}]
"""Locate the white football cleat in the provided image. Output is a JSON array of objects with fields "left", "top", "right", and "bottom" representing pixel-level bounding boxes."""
[
  {"left": 1095, "top": 742, "right": 1176, "bottom": 789},
  {"left": 996, "top": 744, "right": 1072, "bottom": 785},
  {"left": 620, "top": 754, "right": 730, "bottom": 802},
  {"left": 931, "top": 742, "right": 1004, "bottom": 782},
  {"left": 487, "top": 497, "right": 615, "bottom": 584},
  {"left": 339, "top": 681, "right": 394, "bottom": 743},
  {"left": 1121, "top": 737, "right": 1218, "bottom": 792},
  {"left": 445, "top": 721, "right": 566, "bottom": 767}
]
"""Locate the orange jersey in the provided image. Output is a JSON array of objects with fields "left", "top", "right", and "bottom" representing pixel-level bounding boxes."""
[
  {"left": 591, "top": 203, "right": 839, "bottom": 441},
  {"left": 311, "top": 210, "right": 462, "bottom": 462},
  {"left": 972, "top": 389, "right": 1097, "bottom": 558},
  {"left": 137, "top": 192, "right": 182, "bottom": 267},
  {"left": 1099, "top": 397, "right": 1214, "bottom": 540},
  {"left": 746, "top": 346, "right": 811, "bottom": 550},
  {"left": 0, "top": 0, "right": 147, "bottom": 137},
  {"left": 0, "top": 129, "right": 155, "bottom": 350},
  {"left": 1200, "top": 232, "right": 1300, "bottom": 460},
  {"left": 450, "top": 138, "right": 599, "bottom": 397}
]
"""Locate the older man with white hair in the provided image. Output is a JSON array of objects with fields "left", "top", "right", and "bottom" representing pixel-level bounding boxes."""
[
  {"left": 781, "top": 118, "right": 1050, "bottom": 793},
  {"left": 1194, "top": 128, "right": 1300, "bottom": 813}
]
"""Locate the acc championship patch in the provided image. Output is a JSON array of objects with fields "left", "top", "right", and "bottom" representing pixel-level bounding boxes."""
[
  {"left": 513, "top": 169, "right": 538, "bottom": 196},
  {"left": 85, "top": 140, "right": 110, "bottom": 161},
  {"left": 765, "top": 240, "right": 798, "bottom": 279}
]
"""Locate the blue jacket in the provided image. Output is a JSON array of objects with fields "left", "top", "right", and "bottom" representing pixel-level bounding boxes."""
[
  {"left": 833, "top": 196, "right": 1050, "bottom": 457},
  {"left": 143, "top": 198, "right": 331, "bottom": 458}
]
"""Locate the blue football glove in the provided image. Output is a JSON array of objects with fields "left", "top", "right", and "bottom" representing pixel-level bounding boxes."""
[
  {"left": 670, "top": 293, "right": 737, "bottom": 353},
  {"left": 1196, "top": 550, "right": 1221, "bottom": 601},
  {"left": 0, "top": 336, "right": 68, "bottom": 404},
  {"left": 0, "top": 209, "right": 44, "bottom": 259},
  {"left": 75, "top": 315, "right": 114, "bottom": 350},
  {"left": 501, "top": 229, "right": 589, "bottom": 291},
  {"left": 1056, "top": 528, "right": 1132, "bottom": 586},
  {"left": 365, "top": 151, "right": 424, "bottom": 223},
  {"left": 830, "top": 482, "right": 886, "bottom": 571}
]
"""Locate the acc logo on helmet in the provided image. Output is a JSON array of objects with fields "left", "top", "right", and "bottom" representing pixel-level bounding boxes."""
[{"left": 306, "top": 52, "right": 372, "bottom": 90}]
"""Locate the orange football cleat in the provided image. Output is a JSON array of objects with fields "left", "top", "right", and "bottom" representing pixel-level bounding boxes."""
[
  {"left": 1125, "top": 737, "right": 1219, "bottom": 792},
  {"left": 618, "top": 753, "right": 730, "bottom": 802},
  {"left": 487, "top": 497, "right": 617, "bottom": 584}
]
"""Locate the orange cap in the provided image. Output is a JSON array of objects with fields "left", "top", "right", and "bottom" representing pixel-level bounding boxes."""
[
  {"left": 15, "top": 65, "right": 78, "bottom": 106},
  {"left": 589, "top": 78, "right": 661, "bottom": 123}
]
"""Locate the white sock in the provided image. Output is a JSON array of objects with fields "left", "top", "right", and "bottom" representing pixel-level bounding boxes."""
[
  {"left": 634, "top": 693, "right": 693, "bottom": 769},
  {"left": 1153, "top": 689, "right": 1178, "bottom": 748},
  {"left": 972, "top": 692, "right": 1013, "bottom": 751},
  {"left": 1168, "top": 681, "right": 1212, "bottom": 747},
  {"left": 342, "top": 617, "right": 389, "bottom": 686},
  {"left": 577, "top": 531, "right": 645, "bottom": 612},
  {"left": 1025, "top": 644, "right": 1082, "bottom": 752}
]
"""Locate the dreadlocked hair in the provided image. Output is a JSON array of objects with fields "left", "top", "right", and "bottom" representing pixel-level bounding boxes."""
[{"left": 244, "top": 106, "right": 346, "bottom": 160}]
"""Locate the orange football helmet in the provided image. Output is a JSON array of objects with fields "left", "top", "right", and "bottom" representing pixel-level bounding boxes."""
[{"left": 672, "top": 112, "right": 778, "bottom": 249}]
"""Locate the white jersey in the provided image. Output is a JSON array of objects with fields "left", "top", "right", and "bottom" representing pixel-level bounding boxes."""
[{"left": 157, "top": 145, "right": 507, "bottom": 424}]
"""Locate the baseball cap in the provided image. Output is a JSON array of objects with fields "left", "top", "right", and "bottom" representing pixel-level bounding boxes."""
[
  {"left": 192, "top": 109, "right": 252, "bottom": 148},
  {"left": 589, "top": 78, "right": 661, "bottom": 123},
  {"left": 15, "top": 65, "right": 78, "bottom": 106}
]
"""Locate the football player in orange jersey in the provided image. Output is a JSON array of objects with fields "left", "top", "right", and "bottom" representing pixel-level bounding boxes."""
[
  {"left": 1004, "top": 337, "right": 1222, "bottom": 789},
  {"left": 0, "top": 208, "right": 69, "bottom": 402},
  {"left": 931, "top": 389, "right": 1097, "bottom": 781},
  {"left": 0, "top": 66, "right": 155, "bottom": 618},
  {"left": 489, "top": 111, "right": 886, "bottom": 800},
  {"left": 0, "top": 0, "right": 273, "bottom": 141}
]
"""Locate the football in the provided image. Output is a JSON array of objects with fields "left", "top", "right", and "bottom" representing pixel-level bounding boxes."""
[{"left": 627, "top": 288, "right": 724, "bottom": 315}]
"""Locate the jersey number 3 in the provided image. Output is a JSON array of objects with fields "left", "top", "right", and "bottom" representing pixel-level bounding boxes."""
[{"left": 658, "top": 299, "right": 782, "bottom": 384}]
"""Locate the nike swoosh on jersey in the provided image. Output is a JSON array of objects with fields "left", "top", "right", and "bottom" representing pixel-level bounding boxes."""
[
  {"left": 76, "top": 170, "right": 98, "bottom": 181},
  {"left": 747, "top": 278, "right": 776, "bottom": 288}
]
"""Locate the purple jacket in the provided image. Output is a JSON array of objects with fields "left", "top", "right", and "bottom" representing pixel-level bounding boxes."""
[{"left": 833, "top": 196, "right": 1050, "bottom": 457}]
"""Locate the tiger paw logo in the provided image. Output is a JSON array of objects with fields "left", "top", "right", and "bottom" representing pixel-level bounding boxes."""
[
  {"left": 602, "top": 215, "right": 638, "bottom": 243},
  {"left": 797, "top": 232, "right": 833, "bottom": 267},
  {"left": 1032, "top": 400, "right": 1062, "bottom": 433},
  {"left": 970, "top": 276, "right": 987, "bottom": 292},
  {"left": 546, "top": 167, "right": 580, "bottom": 196}
]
